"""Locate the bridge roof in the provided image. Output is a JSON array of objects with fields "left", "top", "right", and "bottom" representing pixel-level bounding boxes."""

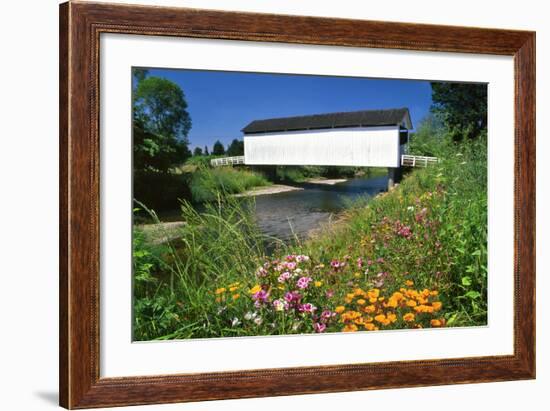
[{"left": 242, "top": 107, "right": 412, "bottom": 134}]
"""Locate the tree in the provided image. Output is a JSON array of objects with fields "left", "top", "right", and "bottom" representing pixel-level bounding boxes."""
[
  {"left": 226, "top": 139, "right": 244, "bottom": 156},
  {"left": 133, "top": 76, "right": 192, "bottom": 171},
  {"left": 212, "top": 140, "right": 225, "bottom": 156},
  {"left": 204, "top": 145, "right": 209, "bottom": 156},
  {"left": 132, "top": 68, "right": 149, "bottom": 84},
  {"left": 430, "top": 82, "right": 487, "bottom": 141},
  {"left": 193, "top": 147, "right": 203, "bottom": 156}
]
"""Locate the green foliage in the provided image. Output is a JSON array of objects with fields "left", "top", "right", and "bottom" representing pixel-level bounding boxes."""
[
  {"left": 193, "top": 147, "right": 203, "bottom": 156},
  {"left": 133, "top": 74, "right": 192, "bottom": 171},
  {"left": 431, "top": 82, "right": 487, "bottom": 141},
  {"left": 190, "top": 166, "right": 271, "bottom": 202},
  {"left": 212, "top": 140, "right": 225, "bottom": 156},
  {"left": 408, "top": 114, "right": 447, "bottom": 157},
  {"left": 226, "top": 139, "right": 245, "bottom": 156}
]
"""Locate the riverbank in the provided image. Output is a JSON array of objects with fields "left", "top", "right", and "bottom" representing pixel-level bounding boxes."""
[{"left": 233, "top": 184, "right": 303, "bottom": 197}]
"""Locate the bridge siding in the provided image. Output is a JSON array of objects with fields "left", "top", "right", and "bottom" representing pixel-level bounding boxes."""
[{"left": 244, "top": 126, "right": 401, "bottom": 167}]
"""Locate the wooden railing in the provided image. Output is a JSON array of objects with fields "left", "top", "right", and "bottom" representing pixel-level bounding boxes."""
[
  {"left": 210, "top": 155, "right": 246, "bottom": 167},
  {"left": 401, "top": 154, "right": 439, "bottom": 168}
]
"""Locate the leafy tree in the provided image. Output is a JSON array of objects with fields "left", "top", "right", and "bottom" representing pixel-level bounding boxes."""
[
  {"left": 133, "top": 68, "right": 149, "bottom": 84},
  {"left": 133, "top": 76, "right": 192, "bottom": 171},
  {"left": 193, "top": 147, "right": 203, "bottom": 156},
  {"left": 431, "top": 82, "right": 487, "bottom": 141},
  {"left": 204, "top": 145, "right": 210, "bottom": 156},
  {"left": 409, "top": 114, "right": 446, "bottom": 157},
  {"left": 226, "top": 139, "right": 244, "bottom": 156},
  {"left": 212, "top": 140, "right": 225, "bottom": 156}
]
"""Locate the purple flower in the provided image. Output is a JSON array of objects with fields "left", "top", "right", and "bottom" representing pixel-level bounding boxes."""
[
  {"left": 273, "top": 299, "right": 289, "bottom": 311},
  {"left": 313, "top": 323, "right": 327, "bottom": 333},
  {"left": 284, "top": 291, "right": 301, "bottom": 304},
  {"left": 285, "top": 254, "right": 296, "bottom": 262},
  {"left": 253, "top": 290, "right": 270, "bottom": 307},
  {"left": 296, "top": 276, "right": 313, "bottom": 289},
  {"left": 255, "top": 267, "right": 268, "bottom": 277},
  {"left": 278, "top": 271, "right": 291, "bottom": 283},
  {"left": 296, "top": 255, "right": 310, "bottom": 262},
  {"left": 330, "top": 260, "right": 345, "bottom": 269},
  {"left": 320, "top": 310, "right": 334, "bottom": 320},
  {"left": 299, "top": 303, "right": 316, "bottom": 313},
  {"left": 286, "top": 262, "right": 297, "bottom": 271}
]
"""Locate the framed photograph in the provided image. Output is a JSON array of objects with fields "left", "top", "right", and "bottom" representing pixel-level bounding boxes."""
[{"left": 59, "top": 1, "right": 535, "bottom": 408}]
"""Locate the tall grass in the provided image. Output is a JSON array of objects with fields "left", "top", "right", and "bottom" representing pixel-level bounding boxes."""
[{"left": 190, "top": 166, "right": 271, "bottom": 202}]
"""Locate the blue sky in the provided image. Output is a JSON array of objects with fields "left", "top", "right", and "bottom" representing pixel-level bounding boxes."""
[{"left": 146, "top": 68, "right": 434, "bottom": 151}]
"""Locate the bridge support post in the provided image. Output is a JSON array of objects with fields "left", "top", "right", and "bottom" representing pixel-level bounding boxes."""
[{"left": 387, "top": 167, "right": 401, "bottom": 190}]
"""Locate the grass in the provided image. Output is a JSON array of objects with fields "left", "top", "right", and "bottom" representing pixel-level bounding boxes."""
[
  {"left": 189, "top": 166, "right": 271, "bottom": 202},
  {"left": 133, "top": 132, "right": 487, "bottom": 340}
]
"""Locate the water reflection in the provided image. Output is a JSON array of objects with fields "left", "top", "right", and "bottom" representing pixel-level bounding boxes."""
[{"left": 253, "top": 176, "right": 388, "bottom": 241}]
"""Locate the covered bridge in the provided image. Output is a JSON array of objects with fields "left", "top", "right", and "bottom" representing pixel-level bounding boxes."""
[{"left": 242, "top": 107, "right": 412, "bottom": 168}]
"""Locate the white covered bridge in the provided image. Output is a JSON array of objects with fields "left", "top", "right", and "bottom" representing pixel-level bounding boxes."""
[{"left": 211, "top": 108, "right": 438, "bottom": 188}]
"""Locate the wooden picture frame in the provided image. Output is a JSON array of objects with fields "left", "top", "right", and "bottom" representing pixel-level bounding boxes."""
[{"left": 59, "top": 1, "right": 535, "bottom": 408}]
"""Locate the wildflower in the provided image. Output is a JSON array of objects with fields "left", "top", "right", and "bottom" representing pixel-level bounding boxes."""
[
  {"left": 278, "top": 271, "right": 291, "bottom": 283},
  {"left": 255, "top": 267, "right": 268, "bottom": 277},
  {"left": 296, "top": 255, "right": 310, "bottom": 262},
  {"left": 363, "top": 305, "right": 376, "bottom": 314},
  {"left": 254, "top": 317, "right": 263, "bottom": 326},
  {"left": 321, "top": 310, "right": 334, "bottom": 320},
  {"left": 330, "top": 260, "right": 345, "bottom": 269},
  {"left": 405, "top": 280, "right": 414, "bottom": 287},
  {"left": 273, "top": 299, "right": 289, "bottom": 312},
  {"left": 406, "top": 300, "right": 417, "bottom": 307},
  {"left": 285, "top": 254, "right": 296, "bottom": 262},
  {"left": 253, "top": 290, "right": 270, "bottom": 307},
  {"left": 231, "top": 317, "right": 241, "bottom": 327},
  {"left": 296, "top": 276, "right": 313, "bottom": 289},
  {"left": 286, "top": 262, "right": 297, "bottom": 271},
  {"left": 229, "top": 286, "right": 239, "bottom": 292},
  {"left": 244, "top": 311, "right": 256, "bottom": 321},
  {"left": 403, "top": 313, "right": 415, "bottom": 322},
  {"left": 342, "top": 324, "right": 358, "bottom": 332},
  {"left": 335, "top": 306, "right": 346, "bottom": 314},
  {"left": 376, "top": 257, "right": 385, "bottom": 264},
  {"left": 364, "top": 323, "right": 377, "bottom": 331},
  {"left": 232, "top": 294, "right": 240, "bottom": 300},
  {"left": 430, "top": 319, "right": 444, "bottom": 327},
  {"left": 325, "top": 289, "right": 335, "bottom": 298},
  {"left": 432, "top": 301, "right": 443, "bottom": 311},
  {"left": 314, "top": 281, "right": 323, "bottom": 287},
  {"left": 249, "top": 285, "right": 262, "bottom": 294},
  {"left": 357, "top": 299, "right": 366, "bottom": 306},
  {"left": 215, "top": 288, "right": 226, "bottom": 295},
  {"left": 407, "top": 206, "right": 415, "bottom": 212},
  {"left": 314, "top": 323, "right": 327, "bottom": 333},
  {"left": 299, "top": 303, "right": 316, "bottom": 314},
  {"left": 357, "top": 257, "right": 363, "bottom": 268},
  {"left": 284, "top": 291, "right": 301, "bottom": 304}
]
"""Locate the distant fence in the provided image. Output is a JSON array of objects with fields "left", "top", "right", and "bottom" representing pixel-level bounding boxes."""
[
  {"left": 210, "top": 155, "right": 246, "bottom": 167},
  {"left": 401, "top": 154, "right": 439, "bottom": 168}
]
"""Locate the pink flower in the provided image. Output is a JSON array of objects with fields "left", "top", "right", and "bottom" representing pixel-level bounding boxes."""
[
  {"left": 296, "top": 255, "right": 310, "bottom": 262},
  {"left": 278, "top": 271, "right": 291, "bottom": 283},
  {"left": 357, "top": 257, "right": 363, "bottom": 268},
  {"left": 285, "top": 254, "right": 296, "bottom": 262},
  {"left": 273, "top": 299, "right": 289, "bottom": 311},
  {"left": 253, "top": 290, "right": 270, "bottom": 307},
  {"left": 376, "top": 257, "right": 385, "bottom": 264},
  {"left": 296, "top": 276, "right": 313, "bottom": 289},
  {"left": 255, "top": 267, "right": 268, "bottom": 277},
  {"left": 313, "top": 323, "right": 327, "bottom": 333},
  {"left": 299, "top": 303, "right": 316, "bottom": 313},
  {"left": 286, "top": 262, "right": 297, "bottom": 270},
  {"left": 325, "top": 289, "right": 335, "bottom": 298},
  {"left": 321, "top": 310, "right": 334, "bottom": 320},
  {"left": 284, "top": 291, "right": 301, "bottom": 304},
  {"left": 330, "top": 260, "right": 345, "bottom": 269}
]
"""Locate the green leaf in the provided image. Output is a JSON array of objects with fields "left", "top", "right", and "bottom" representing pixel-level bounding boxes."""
[
  {"left": 465, "top": 291, "right": 481, "bottom": 299},
  {"left": 461, "top": 276, "right": 472, "bottom": 286}
]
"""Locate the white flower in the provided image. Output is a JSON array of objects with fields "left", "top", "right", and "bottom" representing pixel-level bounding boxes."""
[
  {"left": 407, "top": 206, "right": 415, "bottom": 212},
  {"left": 254, "top": 317, "right": 263, "bottom": 326},
  {"left": 244, "top": 311, "right": 256, "bottom": 321},
  {"left": 231, "top": 317, "right": 241, "bottom": 327}
]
